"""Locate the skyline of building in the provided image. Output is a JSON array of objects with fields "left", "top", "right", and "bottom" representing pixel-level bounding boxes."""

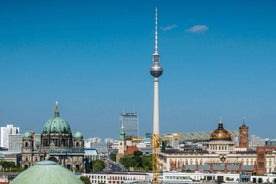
[{"left": 0, "top": 121, "right": 274, "bottom": 144}]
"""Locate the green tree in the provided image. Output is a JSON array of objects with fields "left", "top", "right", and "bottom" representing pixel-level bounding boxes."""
[
  {"left": 133, "top": 150, "right": 143, "bottom": 168},
  {"left": 0, "top": 161, "right": 16, "bottom": 172},
  {"left": 80, "top": 176, "right": 91, "bottom": 184},
  {"left": 120, "top": 152, "right": 152, "bottom": 171},
  {"left": 120, "top": 155, "right": 131, "bottom": 169},
  {"left": 141, "top": 155, "right": 152, "bottom": 171},
  {"left": 92, "top": 159, "right": 105, "bottom": 172},
  {"left": 109, "top": 152, "right": 116, "bottom": 162},
  {"left": 133, "top": 150, "right": 143, "bottom": 157}
]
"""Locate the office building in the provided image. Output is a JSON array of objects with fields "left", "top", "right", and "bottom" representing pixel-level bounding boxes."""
[
  {"left": 0, "top": 124, "right": 20, "bottom": 149},
  {"left": 120, "top": 113, "right": 138, "bottom": 139}
]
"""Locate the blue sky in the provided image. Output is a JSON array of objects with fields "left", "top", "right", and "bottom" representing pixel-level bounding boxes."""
[{"left": 1, "top": 1, "right": 276, "bottom": 139}]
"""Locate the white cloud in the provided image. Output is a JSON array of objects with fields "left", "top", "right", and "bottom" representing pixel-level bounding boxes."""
[
  {"left": 161, "top": 24, "right": 178, "bottom": 31},
  {"left": 187, "top": 25, "right": 208, "bottom": 33}
]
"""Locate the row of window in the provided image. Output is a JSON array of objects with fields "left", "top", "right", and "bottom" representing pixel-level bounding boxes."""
[
  {"left": 209, "top": 145, "right": 233, "bottom": 150},
  {"left": 168, "top": 158, "right": 262, "bottom": 165}
]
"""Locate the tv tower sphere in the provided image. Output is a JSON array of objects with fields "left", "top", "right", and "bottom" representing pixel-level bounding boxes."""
[{"left": 150, "top": 54, "right": 163, "bottom": 78}]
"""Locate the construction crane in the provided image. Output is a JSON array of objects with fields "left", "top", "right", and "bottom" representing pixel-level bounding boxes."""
[
  {"left": 152, "top": 134, "right": 161, "bottom": 184},
  {"left": 163, "top": 131, "right": 210, "bottom": 142}
]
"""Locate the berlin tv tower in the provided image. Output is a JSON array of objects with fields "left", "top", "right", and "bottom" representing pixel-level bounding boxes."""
[
  {"left": 150, "top": 7, "right": 163, "bottom": 139},
  {"left": 150, "top": 7, "right": 163, "bottom": 184}
]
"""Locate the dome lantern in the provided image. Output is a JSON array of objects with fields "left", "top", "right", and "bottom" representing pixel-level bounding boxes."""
[{"left": 54, "top": 101, "right": 60, "bottom": 117}]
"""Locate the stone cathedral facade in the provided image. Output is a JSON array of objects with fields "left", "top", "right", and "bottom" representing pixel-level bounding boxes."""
[{"left": 21, "top": 104, "right": 84, "bottom": 171}]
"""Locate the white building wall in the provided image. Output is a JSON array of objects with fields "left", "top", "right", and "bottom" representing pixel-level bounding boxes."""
[{"left": 0, "top": 124, "right": 20, "bottom": 148}]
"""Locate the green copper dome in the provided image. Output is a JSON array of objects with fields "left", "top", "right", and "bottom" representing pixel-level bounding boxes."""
[
  {"left": 74, "top": 131, "right": 83, "bottom": 139},
  {"left": 11, "top": 161, "right": 83, "bottom": 184},
  {"left": 42, "top": 104, "right": 72, "bottom": 134},
  {"left": 23, "top": 131, "right": 32, "bottom": 138}
]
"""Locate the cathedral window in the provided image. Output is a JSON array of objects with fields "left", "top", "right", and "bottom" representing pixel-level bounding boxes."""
[{"left": 43, "top": 139, "right": 48, "bottom": 146}]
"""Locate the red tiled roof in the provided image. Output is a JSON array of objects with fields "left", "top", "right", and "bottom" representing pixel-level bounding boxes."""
[{"left": 125, "top": 146, "right": 138, "bottom": 155}]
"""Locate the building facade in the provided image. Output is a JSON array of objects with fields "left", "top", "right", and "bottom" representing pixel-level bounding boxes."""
[
  {"left": 82, "top": 172, "right": 150, "bottom": 184},
  {"left": 160, "top": 120, "right": 275, "bottom": 175},
  {"left": 21, "top": 104, "right": 84, "bottom": 171},
  {"left": 120, "top": 113, "right": 138, "bottom": 139},
  {"left": 0, "top": 124, "right": 20, "bottom": 149}
]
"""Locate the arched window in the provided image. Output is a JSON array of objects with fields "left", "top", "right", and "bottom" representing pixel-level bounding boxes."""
[{"left": 25, "top": 142, "right": 28, "bottom": 147}]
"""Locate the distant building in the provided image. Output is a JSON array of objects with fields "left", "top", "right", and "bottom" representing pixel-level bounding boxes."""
[
  {"left": 0, "top": 150, "right": 21, "bottom": 166},
  {"left": 84, "top": 149, "right": 99, "bottom": 161},
  {"left": 84, "top": 149, "right": 99, "bottom": 173},
  {"left": 84, "top": 137, "right": 103, "bottom": 148},
  {"left": 82, "top": 172, "right": 150, "bottom": 184},
  {"left": 8, "top": 134, "right": 23, "bottom": 152},
  {"left": 91, "top": 142, "right": 108, "bottom": 155},
  {"left": 136, "top": 140, "right": 152, "bottom": 155},
  {"left": 160, "top": 120, "right": 275, "bottom": 175},
  {"left": 0, "top": 124, "right": 20, "bottom": 149},
  {"left": 120, "top": 113, "right": 139, "bottom": 139},
  {"left": 265, "top": 139, "right": 276, "bottom": 146},
  {"left": 250, "top": 135, "right": 265, "bottom": 149},
  {"left": 84, "top": 139, "right": 92, "bottom": 148}
]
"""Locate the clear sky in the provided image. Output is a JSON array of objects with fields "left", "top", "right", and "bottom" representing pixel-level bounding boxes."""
[{"left": 1, "top": 0, "right": 276, "bottom": 139}]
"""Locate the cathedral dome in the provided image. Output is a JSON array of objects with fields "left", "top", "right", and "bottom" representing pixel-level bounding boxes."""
[
  {"left": 11, "top": 161, "right": 83, "bottom": 184},
  {"left": 23, "top": 131, "right": 32, "bottom": 138},
  {"left": 74, "top": 131, "right": 83, "bottom": 139},
  {"left": 209, "top": 120, "right": 232, "bottom": 141},
  {"left": 42, "top": 103, "right": 71, "bottom": 134}
]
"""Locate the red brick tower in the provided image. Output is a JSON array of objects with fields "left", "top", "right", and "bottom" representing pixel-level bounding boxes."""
[{"left": 239, "top": 120, "right": 249, "bottom": 148}]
